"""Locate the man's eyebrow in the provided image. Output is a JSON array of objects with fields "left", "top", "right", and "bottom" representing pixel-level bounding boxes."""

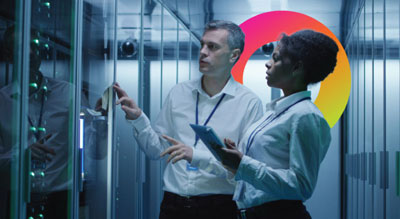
[
  {"left": 207, "top": 41, "right": 219, "bottom": 46},
  {"left": 200, "top": 40, "right": 221, "bottom": 48}
]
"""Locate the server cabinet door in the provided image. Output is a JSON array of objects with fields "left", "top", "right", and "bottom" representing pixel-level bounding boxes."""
[
  {"left": 385, "top": 0, "right": 400, "bottom": 218},
  {"left": 357, "top": 9, "right": 367, "bottom": 219},
  {"left": 0, "top": 1, "right": 28, "bottom": 218},
  {"left": 364, "top": 0, "right": 374, "bottom": 218},
  {"left": 373, "top": 0, "right": 385, "bottom": 218},
  {"left": 23, "top": 0, "right": 79, "bottom": 218},
  {"left": 78, "top": 0, "right": 118, "bottom": 218}
]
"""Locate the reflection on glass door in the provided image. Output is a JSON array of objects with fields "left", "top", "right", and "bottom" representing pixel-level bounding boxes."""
[
  {"left": 25, "top": 0, "right": 76, "bottom": 218},
  {"left": 0, "top": 1, "right": 24, "bottom": 218},
  {"left": 1, "top": 0, "right": 119, "bottom": 218},
  {"left": 78, "top": 0, "right": 116, "bottom": 218}
]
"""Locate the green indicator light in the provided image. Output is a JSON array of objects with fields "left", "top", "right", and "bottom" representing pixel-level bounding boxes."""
[
  {"left": 38, "top": 127, "right": 46, "bottom": 132},
  {"left": 38, "top": 214, "right": 44, "bottom": 218},
  {"left": 42, "top": 85, "right": 48, "bottom": 91},
  {"left": 29, "top": 217, "right": 34, "bottom": 219},
  {"left": 44, "top": 43, "right": 49, "bottom": 48},
  {"left": 30, "top": 171, "right": 35, "bottom": 177},
  {"left": 29, "top": 83, "right": 38, "bottom": 89},
  {"left": 29, "top": 127, "right": 37, "bottom": 132},
  {"left": 44, "top": 2, "right": 50, "bottom": 8},
  {"left": 33, "top": 38, "right": 39, "bottom": 45},
  {"left": 40, "top": 171, "right": 45, "bottom": 177}
]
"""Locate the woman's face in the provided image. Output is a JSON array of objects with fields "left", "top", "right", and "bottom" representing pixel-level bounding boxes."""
[{"left": 265, "top": 43, "right": 296, "bottom": 89}]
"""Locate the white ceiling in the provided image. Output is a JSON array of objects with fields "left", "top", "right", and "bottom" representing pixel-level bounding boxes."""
[
  {"left": 212, "top": 0, "right": 342, "bottom": 38},
  {"left": 114, "top": 0, "right": 343, "bottom": 43}
]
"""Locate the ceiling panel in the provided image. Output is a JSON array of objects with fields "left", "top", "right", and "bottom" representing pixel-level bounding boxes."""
[{"left": 157, "top": 0, "right": 342, "bottom": 39}]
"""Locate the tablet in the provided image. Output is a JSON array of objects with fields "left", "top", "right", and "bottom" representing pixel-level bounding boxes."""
[{"left": 189, "top": 124, "right": 225, "bottom": 161}]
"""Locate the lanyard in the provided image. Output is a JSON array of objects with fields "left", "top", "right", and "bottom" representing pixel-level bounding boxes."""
[
  {"left": 28, "top": 88, "right": 47, "bottom": 140},
  {"left": 194, "top": 91, "right": 226, "bottom": 146},
  {"left": 245, "top": 97, "right": 311, "bottom": 155}
]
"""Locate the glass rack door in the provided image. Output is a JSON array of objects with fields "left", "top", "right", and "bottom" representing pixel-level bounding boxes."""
[
  {"left": 0, "top": 1, "right": 26, "bottom": 218},
  {"left": 78, "top": 0, "right": 117, "bottom": 218},
  {"left": 24, "top": 0, "right": 78, "bottom": 218}
]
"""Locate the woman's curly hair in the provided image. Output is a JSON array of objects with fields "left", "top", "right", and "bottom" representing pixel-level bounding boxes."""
[{"left": 279, "top": 30, "right": 339, "bottom": 84}]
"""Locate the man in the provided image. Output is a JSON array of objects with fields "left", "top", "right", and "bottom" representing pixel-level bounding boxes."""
[{"left": 114, "top": 20, "right": 263, "bottom": 219}]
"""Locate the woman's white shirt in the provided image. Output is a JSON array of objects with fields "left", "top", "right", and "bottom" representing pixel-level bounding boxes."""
[{"left": 233, "top": 90, "right": 331, "bottom": 209}]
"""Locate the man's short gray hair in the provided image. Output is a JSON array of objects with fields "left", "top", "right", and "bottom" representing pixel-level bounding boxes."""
[{"left": 204, "top": 20, "right": 245, "bottom": 54}]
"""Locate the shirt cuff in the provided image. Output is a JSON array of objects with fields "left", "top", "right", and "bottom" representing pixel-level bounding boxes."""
[
  {"left": 127, "top": 112, "right": 151, "bottom": 131},
  {"left": 235, "top": 155, "right": 253, "bottom": 181},
  {"left": 191, "top": 149, "right": 210, "bottom": 168}
]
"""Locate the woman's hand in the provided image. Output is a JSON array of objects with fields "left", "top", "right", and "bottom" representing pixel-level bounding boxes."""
[{"left": 216, "top": 138, "right": 243, "bottom": 173}]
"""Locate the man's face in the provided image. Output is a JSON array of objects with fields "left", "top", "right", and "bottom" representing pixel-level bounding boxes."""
[
  {"left": 265, "top": 43, "right": 295, "bottom": 89},
  {"left": 199, "top": 29, "right": 233, "bottom": 76}
]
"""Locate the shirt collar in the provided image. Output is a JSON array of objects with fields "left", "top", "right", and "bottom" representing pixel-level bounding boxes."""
[
  {"left": 192, "top": 75, "right": 237, "bottom": 99},
  {"left": 266, "top": 90, "right": 311, "bottom": 115}
]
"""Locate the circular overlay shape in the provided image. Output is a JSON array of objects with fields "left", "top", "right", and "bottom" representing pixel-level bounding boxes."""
[{"left": 232, "top": 11, "right": 351, "bottom": 128}]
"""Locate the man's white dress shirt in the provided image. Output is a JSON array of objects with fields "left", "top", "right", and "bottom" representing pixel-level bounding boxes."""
[{"left": 129, "top": 76, "right": 263, "bottom": 196}]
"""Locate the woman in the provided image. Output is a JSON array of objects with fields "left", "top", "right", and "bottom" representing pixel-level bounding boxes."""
[{"left": 218, "top": 29, "right": 339, "bottom": 219}]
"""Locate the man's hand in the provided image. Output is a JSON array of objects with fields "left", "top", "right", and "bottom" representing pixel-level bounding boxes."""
[
  {"left": 30, "top": 134, "right": 56, "bottom": 161},
  {"left": 160, "top": 135, "right": 193, "bottom": 164},
  {"left": 216, "top": 138, "right": 243, "bottom": 173},
  {"left": 113, "top": 83, "right": 142, "bottom": 120}
]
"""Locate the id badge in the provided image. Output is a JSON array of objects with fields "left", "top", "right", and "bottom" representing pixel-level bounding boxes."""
[{"left": 186, "top": 162, "right": 199, "bottom": 171}]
